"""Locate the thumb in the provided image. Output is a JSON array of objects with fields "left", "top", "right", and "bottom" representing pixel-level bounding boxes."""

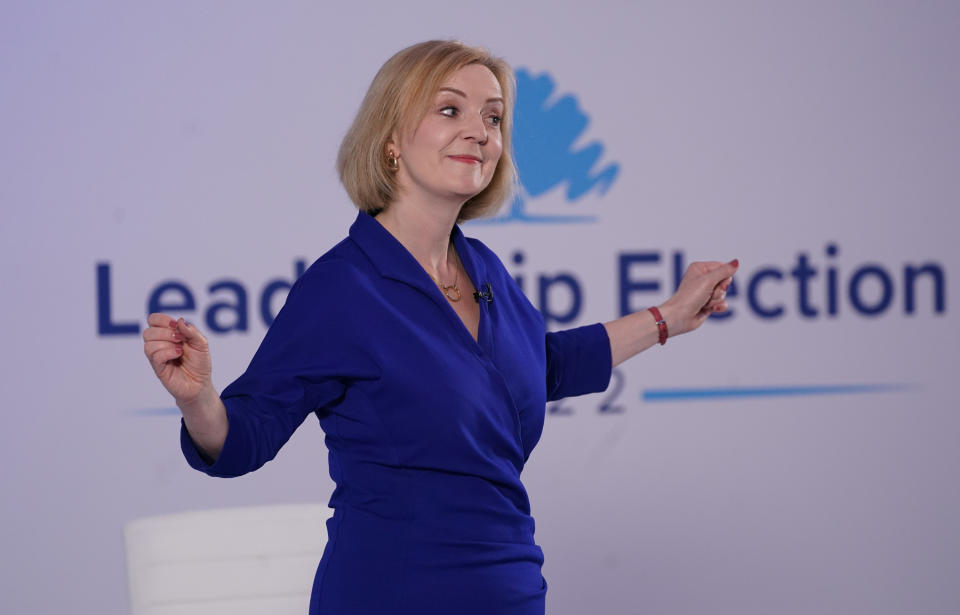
[{"left": 708, "top": 258, "right": 739, "bottom": 285}]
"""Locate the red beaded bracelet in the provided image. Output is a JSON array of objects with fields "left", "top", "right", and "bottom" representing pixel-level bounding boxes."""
[{"left": 648, "top": 306, "right": 668, "bottom": 345}]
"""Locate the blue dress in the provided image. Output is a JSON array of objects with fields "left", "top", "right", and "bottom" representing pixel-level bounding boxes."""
[{"left": 181, "top": 211, "right": 612, "bottom": 614}]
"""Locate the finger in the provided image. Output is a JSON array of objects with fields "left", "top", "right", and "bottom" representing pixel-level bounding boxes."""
[
  {"left": 145, "top": 341, "right": 183, "bottom": 370},
  {"left": 174, "top": 318, "right": 209, "bottom": 351},
  {"left": 707, "top": 259, "right": 739, "bottom": 284},
  {"left": 686, "top": 261, "right": 722, "bottom": 277},
  {"left": 699, "top": 298, "right": 728, "bottom": 315},
  {"left": 143, "top": 325, "right": 184, "bottom": 343},
  {"left": 698, "top": 282, "right": 726, "bottom": 310},
  {"left": 719, "top": 276, "right": 733, "bottom": 292},
  {"left": 144, "top": 339, "right": 175, "bottom": 356},
  {"left": 711, "top": 258, "right": 740, "bottom": 282},
  {"left": 147, "top": 313, "right": 179, "bottom": 328},
  {"left": 688, "top": 259, "right": 738, "bottom": 290},
  {"left": 703, "top": 297, "right": 725, "bottom": 312}
]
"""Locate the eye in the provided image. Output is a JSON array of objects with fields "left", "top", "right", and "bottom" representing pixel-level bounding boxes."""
[
  {"left": 439, "top": 105, "right": 459, "bottom": 117},
  {"left": 487, "top": 114, "right": 502, "bottom": 127}
]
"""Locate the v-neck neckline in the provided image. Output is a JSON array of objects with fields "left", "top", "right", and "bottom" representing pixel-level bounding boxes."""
[
  {"left": 448, "top": 232, "right": 484, "bottom": 347},
  {"left": 349, "top": 211, "right": 489, "bottom": 353}
]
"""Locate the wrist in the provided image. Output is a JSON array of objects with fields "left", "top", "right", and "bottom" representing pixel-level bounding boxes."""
[
  {"left": 176, "top": 382, "right": 221, "bottom": 418},
  {"left": 647, "top": 305, "right": 669, "bottom": 345},
  {"left": 655, "top": 301, "right": 687, "bottom": 339}
]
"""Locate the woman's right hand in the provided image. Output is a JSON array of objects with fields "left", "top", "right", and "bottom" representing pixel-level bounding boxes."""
[
  {"left": 143, "top": 313, "right": 228, "bottom": 460},
  {"left": 143, "top": 314, "right": 213, "bottom": 406}
]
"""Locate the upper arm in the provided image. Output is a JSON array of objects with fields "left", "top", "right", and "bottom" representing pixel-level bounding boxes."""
[{"left": 181, "top": 260, "right": 377, "bottom": 477}]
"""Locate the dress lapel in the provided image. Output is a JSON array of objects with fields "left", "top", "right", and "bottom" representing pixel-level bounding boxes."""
[{"left": 347, "top": 211, "right": 491, "bottom": 351}]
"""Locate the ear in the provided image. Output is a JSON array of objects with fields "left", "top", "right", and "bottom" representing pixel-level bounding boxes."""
[{"left": 386, "top": 133, "right": 400, "bottom": 158}]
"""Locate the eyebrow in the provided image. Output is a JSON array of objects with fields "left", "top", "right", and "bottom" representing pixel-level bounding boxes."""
[{"left": 438, "top": 87, "right": 504, "bottom": 104}]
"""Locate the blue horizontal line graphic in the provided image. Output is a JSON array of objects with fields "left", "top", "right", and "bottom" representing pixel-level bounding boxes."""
[
  {"left": 129, "top": 407, "right": 180, "bottom": 416},
  {"left": 643, "top": 383, "right": 914, "bottom": 402},
  {"left": 132, "top": 384, "right": 914, "bottom": 414}
]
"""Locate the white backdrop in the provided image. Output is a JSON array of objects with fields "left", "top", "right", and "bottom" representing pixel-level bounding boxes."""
[{"left": 3, "top": 2, "right": 958, "bottom": 613}]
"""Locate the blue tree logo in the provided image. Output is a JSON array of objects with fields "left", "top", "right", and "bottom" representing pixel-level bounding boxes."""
[{"left": 480, "top": 68, "right": 620, "bottom": 224}]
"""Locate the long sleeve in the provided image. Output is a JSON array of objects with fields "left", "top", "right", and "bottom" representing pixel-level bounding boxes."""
[
  {"left": 544, "top": 322, "right": 612, "bottom": 401},
  {"left": 181, "top": 259, "right": 377, "bottom": 478}
]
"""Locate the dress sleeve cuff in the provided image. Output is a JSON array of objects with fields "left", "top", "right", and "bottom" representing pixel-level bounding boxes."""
[
  {"left": 179, "top": 398, "right": 255, "bottom": 478},
  {"left": 545, "top": 322, "right": 613, "bottom": 400}
]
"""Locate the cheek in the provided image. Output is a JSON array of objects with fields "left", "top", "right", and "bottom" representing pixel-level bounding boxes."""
[
  {"left": 488, "top": 149, "right": 503, "bottom": 176},
  {"left": 486, "top": 135, "right": 503, "bottom": 164}
]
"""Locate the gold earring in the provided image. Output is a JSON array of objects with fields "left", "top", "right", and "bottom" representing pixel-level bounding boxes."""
[{"left": 386, "top": 151, "right": 399, "bottom": 172}]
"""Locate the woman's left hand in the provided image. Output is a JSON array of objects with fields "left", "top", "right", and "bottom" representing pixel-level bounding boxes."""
[{"left": 658, "top": 258, "right": 739, "bottom": 337}]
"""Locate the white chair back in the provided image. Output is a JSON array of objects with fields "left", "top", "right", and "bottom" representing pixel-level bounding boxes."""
[{"left": 124, "top": 503, "right": 333, "bottom": 615}]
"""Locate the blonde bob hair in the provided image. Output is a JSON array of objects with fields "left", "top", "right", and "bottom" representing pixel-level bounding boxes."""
[{"left": 337, "top": 40, "right": 516, "bottom": 222}]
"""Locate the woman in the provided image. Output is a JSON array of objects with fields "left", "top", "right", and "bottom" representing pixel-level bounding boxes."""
[{"left": 142, "top": 40, "right": 737, "bottom": 614}]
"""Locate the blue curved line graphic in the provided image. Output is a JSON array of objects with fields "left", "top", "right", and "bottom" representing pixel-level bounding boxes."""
[
  {"left": 642, "top": 383, "right": 916, "bottom": 402},
  {"left": 472, "top": 198, "right": 597, "bottom": 225}
]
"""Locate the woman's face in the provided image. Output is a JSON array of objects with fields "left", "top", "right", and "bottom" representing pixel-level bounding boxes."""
[{"left": 393, "top": 63, "right": 504, "bottom": 205}]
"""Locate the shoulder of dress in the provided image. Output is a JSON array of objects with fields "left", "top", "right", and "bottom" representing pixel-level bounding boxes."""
[
  {"left": 270, "top": 255, "right": 373, "bottom": 335},
  {"left": 461, "top": 235, "right": 509, "bottom": 272},
  {"left": 294, "top": 241, "right": 369, "bottom": 289},
  {"left": 462, "top": 234, "right": 495, "bottom": 256}
]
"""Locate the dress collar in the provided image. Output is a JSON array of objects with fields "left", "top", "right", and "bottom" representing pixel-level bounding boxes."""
[{"left": 347, "top": 210, "right": 489, "bottom": 295}]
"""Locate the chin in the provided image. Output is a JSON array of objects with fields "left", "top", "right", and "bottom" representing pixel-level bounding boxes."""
[{"left": 449, "top": 184, "right": 486, "bottom": 201}]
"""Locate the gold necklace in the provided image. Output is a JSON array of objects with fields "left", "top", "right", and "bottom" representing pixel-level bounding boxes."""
[{"left": 430, "top": 248, "right": 462, "bottom": 302}]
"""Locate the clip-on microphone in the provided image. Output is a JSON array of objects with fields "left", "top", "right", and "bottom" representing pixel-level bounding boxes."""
[{"left": 473, "top": 282, "right": 494, "bottom": 304}]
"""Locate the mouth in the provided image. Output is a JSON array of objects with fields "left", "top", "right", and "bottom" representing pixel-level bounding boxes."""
[{"left": 448, "top": 155, "right": 482, "bottom": 164}]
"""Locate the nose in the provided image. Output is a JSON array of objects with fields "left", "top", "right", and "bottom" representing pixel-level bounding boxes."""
[{"left": 464, "top": 112, "right": 488, "bottom": 145}]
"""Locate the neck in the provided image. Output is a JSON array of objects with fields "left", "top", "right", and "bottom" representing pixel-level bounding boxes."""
[{"left": 375, "top": 195, "right": 464, "bottom": 280}]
